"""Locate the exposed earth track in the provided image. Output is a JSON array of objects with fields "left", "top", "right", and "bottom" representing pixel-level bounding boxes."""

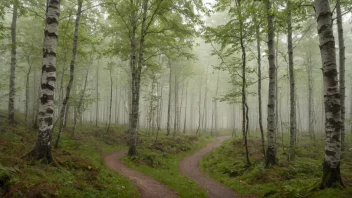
[
  {"left": 180, "top": 136, "right": 238, "bottom": 198},
  {"left": 104, "top": 150, "right": 179, "bottom": 198}
]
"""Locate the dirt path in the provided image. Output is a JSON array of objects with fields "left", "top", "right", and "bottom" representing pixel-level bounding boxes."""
[
  {"left": 180, "top": 136, "right": 237, "bottom": 198},
  {"left": 104, "top": 150, "right": 179, "bottom": 198}
]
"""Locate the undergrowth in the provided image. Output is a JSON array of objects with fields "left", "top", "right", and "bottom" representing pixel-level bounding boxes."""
[
  {"left": 0, "top": 113, "right": 139, "bottom": 198},
  {"left": 200, "top": 134, "right": 352, "bottom": 198}
]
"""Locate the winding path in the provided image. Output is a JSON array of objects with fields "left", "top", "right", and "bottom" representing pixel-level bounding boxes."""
[
  {"left": 103, "top": 150, "right": 179, "bottom": 198},
  {"left": 180, "top": 136, "right": 238, "bottom": 198}
]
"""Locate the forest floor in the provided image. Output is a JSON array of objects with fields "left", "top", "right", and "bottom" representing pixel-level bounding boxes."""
[
  {"left": 0, "top": 112, "right": 141, "bottom": 197},
  {"left": 0, "top": 111, "right": 221, "bottom": 197},
  {"left": 200, "top": 133, "right": 352, "bottom": 198},
  {"left": 179, "top": 136, "right": 238, "bottom": 198},
  {"left": 120, "top": 133, "right": 217, "bottom": 197},
  {"left": 104, "top": 150, "right": 178, "bottom": 198}
]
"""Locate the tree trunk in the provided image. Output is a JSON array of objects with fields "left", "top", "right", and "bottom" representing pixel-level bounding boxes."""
[
  {"left": 166, "top": 60, "right": 172, "bottom": 136},
  {"left": 202, "top": 66, "right": 209, "bottom": 132},
  {"left": 190, "top": 86, "right": 194, "bottom": 131},
  {"left": 115, "top": 79, "right": 120, "bottom": 124},
  {"left": 173, "top": 68, "right": 179, "bottom": 137},
  {"left": 73, "top": 64, "right": 90, "bottom": 136},
  {"left": 238, "top": 0, "right": 250, "bottom": 166},
  {"left": 255, "top": 17, "right": 265, "bottom": 159},
  {"left": 232, "top": 104, "right": 236, "bottom": 137},
  {"left": 315, "top": 0, "right": 343, "bottom": 188},
  {"left": 155, "top": 82, "right": 163, "bottom": 144},
  {"left": 8, "top": 0, "right": 18, "bottom": 124},
  {"left": 55, "top": 0, "right": 82, "bottom": 148},
  {"left": 307, "top": 51, "right": 315, "bottom": 142},
  {"left": 28, "top": 0, "right": 61, "bottom": 162},
  {"left": 265, "top": 0, "right": 277, "bottom": 167},
  {"left": 183, "top": 82, "right": 188, "bottom": 134},
  {"left": 107, "top": 67, "right": 113, "bottom": 133},
  {"left": 63, "top": 102, "right": 69, "bottom": 128},
  {"left": 287, "top": 0, "right": 296, "bottom": 162},
  {"left": 25, "top": 56, "right": 33, "bottom": 124},
  {"left": 128, "top": 0, "right": 148, "bottom": 156},
  {"left": 178, "top": 82, "right": 184, "bottom": 134},
  {"left": 336, "top": 0, "right": 345, "bottom": 151},
  {"left": 96, "top": 61, "right": 99, "bottom": 126},
  {"left": 196, "top": 83, "right": 202, "bottom": 136}
]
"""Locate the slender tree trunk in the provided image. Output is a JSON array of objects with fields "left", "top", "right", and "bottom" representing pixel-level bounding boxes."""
[
  {"left": 232, "top": 104, "right": 236, "bottom": 137},
  {"left": 73, "top": 64, "right": 90, "bottom": 136},
  {"left": 183, "top": 82, "right": 188, "bottom": 134},
  {"left": 196, "top": 83, "right": 202, "bottom": 136},
  {"left": 255, "top": 17, "right": 265, "bottom": 159},
  {"left": 350, "top": 86, "right": 352, "bottom": 137},
  {"left": 178, "top": 83, "right": 184, "bottom": 134},
  {"left": 214, "top": 77, "right": 219, "bottom": 136},
  {"left": 166, "top": 61, "right": 172, "bottom": 136},
  {"left": 307, "top": 51, "right": 315, "bottom": 142},
  {"left": 128, "top": 0, "right": 148, "bottom": 156},
  {"left": 287, "top": 0, "right": 296, "bottom": 162},
  {"left": 336, "top": 0, "right": 345, "bottom": 151},
  {"left": 8, "top": 0, "right": 18, "bottom": 124},
  {"left": 115, "top": 80, "right": 120, "bottom": 124},
  {"left": 265, "top": 0, "right": 277, "bottom": 167},
  {"left": 238, "top": 0, "right": 250, "bottom": 166},
  {"left": 155, "top": 83, "right": 163, "bottom": 144},
  {"left": 25, "top": 56, "right": 33, "bottom": 124},
  {"left": 202, "top": 66, "right": 209, "bottom": 132},
  {"left": 315, "top": 0, "right": 344, "bottom": 188},
  {"left": 190, "top": 85, "right": 194, "bottom": 131},
  {"left": 63, "top": 102, "right": 69, "bottom": 128},
  {"left": 96, "top": 62, "right": 99, "bottom": 126},
  {"left": 55, "top": 0, "right": 82, "bottom": 148},
  {"left": 173, "top": 68, "right": 179, "bottom": 137},
  {"left": 107, "top": 67, "right": 113, "bottom": 133},
  {"left": 28, "top": 0, "right": 61, "bottom": 162}
]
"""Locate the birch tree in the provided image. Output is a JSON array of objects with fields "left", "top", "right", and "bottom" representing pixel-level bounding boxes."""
[
  {"left": 315, "top": 0, "right": 343, "bottom": 188},
  {"left": 28, "top": 0, "right": 61, "bottom": 162}
]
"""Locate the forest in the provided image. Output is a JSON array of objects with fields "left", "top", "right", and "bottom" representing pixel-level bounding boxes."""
[{"left": 0, "top": 0, "right": 351, "bottom": 197}]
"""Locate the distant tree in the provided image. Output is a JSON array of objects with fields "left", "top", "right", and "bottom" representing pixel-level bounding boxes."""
[
  {"left": 8, "top": 0, "right": 18, "bottom": 124},
  {"left": 55, "top": 0, "right": 83, "bottom": 148},
  {"left": 336, "top": 0, "right": 346, "bottom": 151}
]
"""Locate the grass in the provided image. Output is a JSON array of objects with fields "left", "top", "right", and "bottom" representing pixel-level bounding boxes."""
[
  {"left": 200, "top": 132, "right": 352, "bottom": 198},
  {"left": 122, "top": 130, "right": 216, "bottom": 198},
  {"left": 0, "top": 112, "right": 139, "bottom": 198}
]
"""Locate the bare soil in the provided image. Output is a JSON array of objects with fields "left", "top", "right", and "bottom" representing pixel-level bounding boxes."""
[
  {"left": 103, "top": 150, "right": 179, "bottom": 198},
  {"left": 180, "top": 136, "right": 238, "bottom": 198}
]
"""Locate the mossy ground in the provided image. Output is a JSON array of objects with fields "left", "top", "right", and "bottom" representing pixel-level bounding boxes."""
[
  {"left": 0, "top": 112, "right": 139, "bottom": 198},
  {"left": 122, "top": 130, "right": 216, "bottom": 198},
  {"left": 200, "top": 132, "right": 352, "bottom": 198}
]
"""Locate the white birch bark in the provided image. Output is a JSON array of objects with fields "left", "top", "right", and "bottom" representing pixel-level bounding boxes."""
[
  {"left": 29, "top": 0, "right": 61, "bottom": 162},
  {"left": 315, "top": 0, "right": 343, "bottom": 188}
]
